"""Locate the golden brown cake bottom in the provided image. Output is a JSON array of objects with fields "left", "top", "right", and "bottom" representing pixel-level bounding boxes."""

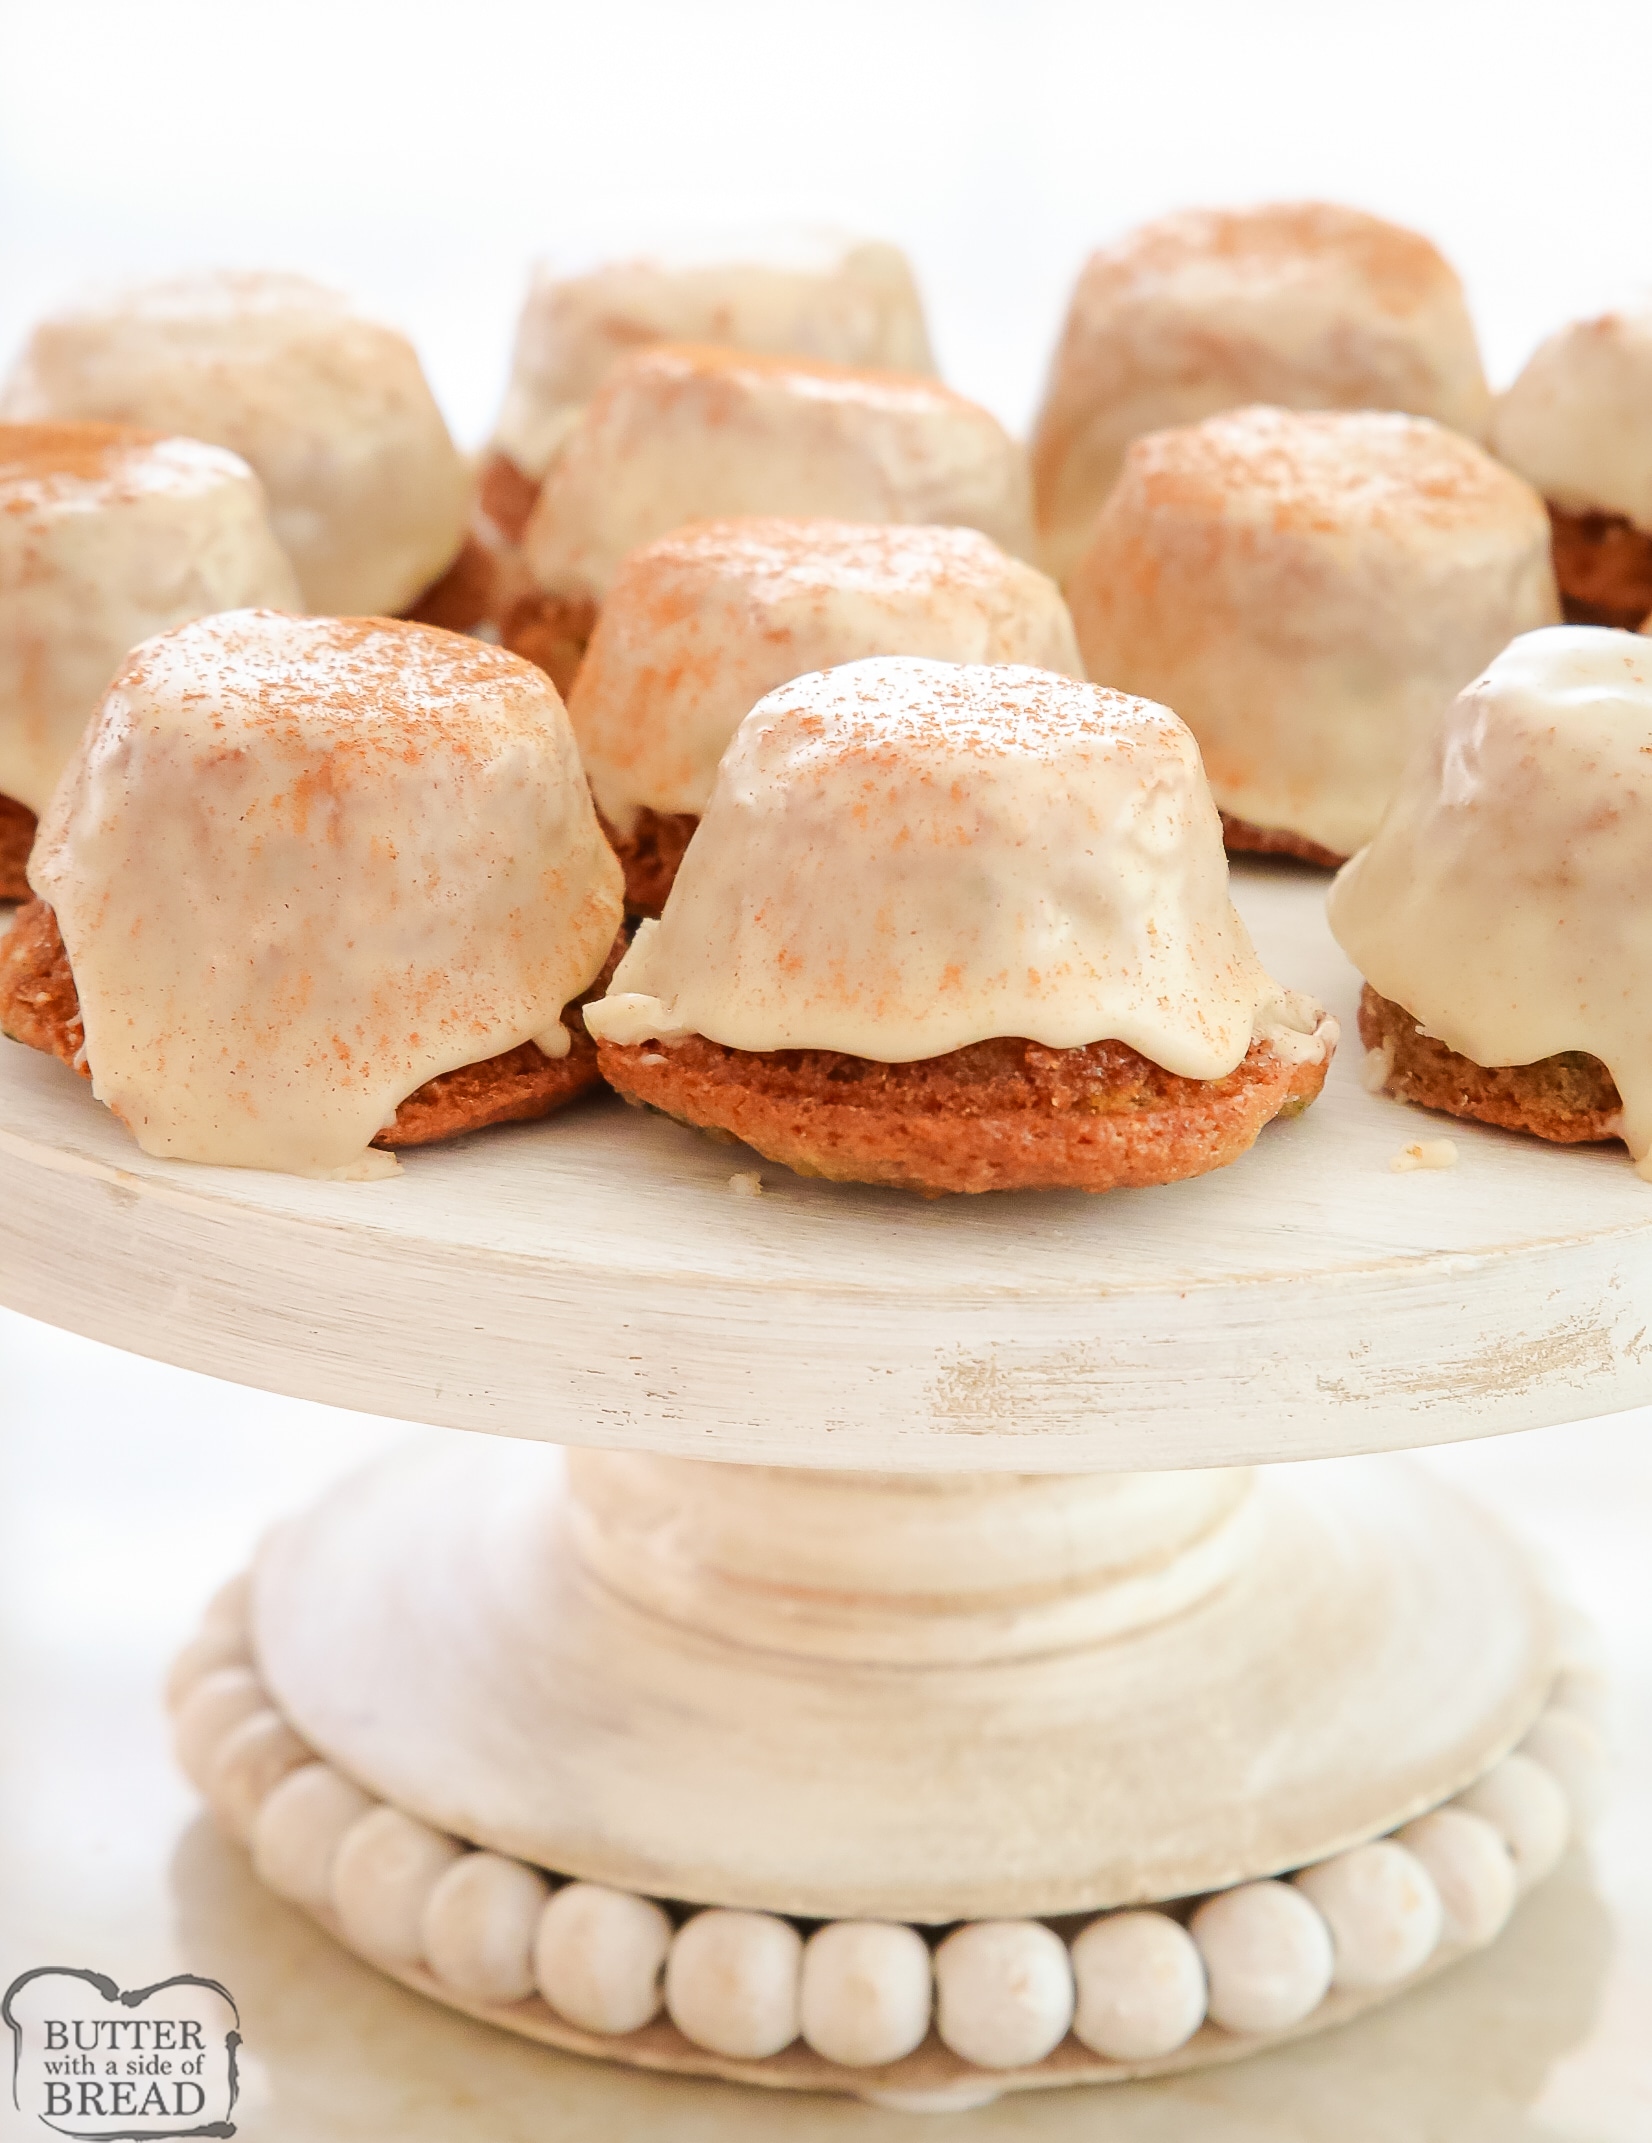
[
  {"left": 0, "top": 899, "right": 622, "bottom": 1149},
  {"left": 0, "top": 793, "right": 36, "bottom": 902},
  {"left": 1358, "top": 984, "right": 1622, "bottom": 1144},
  {"left": 597, "top": 1028, "right": 1329, "bottom": 1195},
  {"left": 601, "top": 807, "right": 699, "bottom": 918},
  {"left": 1219, "top": 810, "right": 1346, "bottom": 871},
  {"left": 478, "top": 451, "right": 541, "bottom": 547},
  {"left": 503, "top": 590, "right": 598, "bottom": 701},
  {"left": 403, "top": 531, "right": 502, "bottom": 637},
  {"left": 469, "top": 453, "right": 593, "bottom": 693},
  {"left": 403, "top": 454, "right": 549, "bottom": 639},
  {"left": 1547, "top": 503, "right": 1652, "bottom": 630}
]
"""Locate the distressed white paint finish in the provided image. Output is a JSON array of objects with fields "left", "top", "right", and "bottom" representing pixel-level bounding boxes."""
[
  {"left": 250, "top": 1437, "right": 1551, "bottom": 1923},
  {"left": 2, "top": 865, "right": 1649, "bottom": 1468},
  {"left": 343, "top": 1913, "right": 1481, "bottom": 2104}
]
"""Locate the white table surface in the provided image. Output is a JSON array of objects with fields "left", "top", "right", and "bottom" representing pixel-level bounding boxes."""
[{"left": 2, "top": 1306, "right": 1649, "bottom": 2141}]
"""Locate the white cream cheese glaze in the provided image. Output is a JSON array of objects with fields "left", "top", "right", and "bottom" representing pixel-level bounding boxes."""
[
  {"left": 1, "top": 272, "right": 469, "bottom": 616},
  {"left": 1328, "top": 626, "right": 1652, "bottom": 1175},
  {"left": 30, "top": 610, "right": 622, "bottom": 1177},
  {"left": 584, "top": 657, "right": 1328, "bottom": 1072},
  {"left": 0, "top": 423, "right": 300, "bottom": 815},
  {"left": 569, "top": 518, "right": 1082, "bottom": 832},
  {"left": 1492, "top": 312, "right": 1652, "bottom": 532},
  {"left": 522, "top": 347, "right": 1036, "bottom": 605},
  {"left": 492, "top": 238, "right": 934, "bottom": 481},
  {"left": 1031, "top": 202, "right": 1492, "bottom": 585},
  {"left": 1070, "top": 406, "right": 1560, "bottom": 859}
]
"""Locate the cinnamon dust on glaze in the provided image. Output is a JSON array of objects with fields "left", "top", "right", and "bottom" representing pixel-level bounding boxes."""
[
  {"left": 0, "top": 902, "right": 627, "bottom": 1148},
  {"left": 0, "top": 419, "right": 168, "bottom": 487},
  {"left": 1068, "top": 407, "right": 1558, "bottom": 863},
  {"left": 1030, "top": 203, "right": 1492, "bottom": 583},
  {"left": 598, "top": 1028, "right": 1329, "bottom": 1196},
  {"left": 1547, "top": 505, "right": 1652, "bottom": 628},
  {"left": 0, "top": 794, "right": 37, "bottom": 902},
  {"left": 1359, "top": 984, "right": 1624, "bottom": 1146},
  {"left": 563, "top": 517, "right": 1082, "bottom": 860},
  {"left": 1076, "top": 200, "right": 1466, "bottom": 313}
]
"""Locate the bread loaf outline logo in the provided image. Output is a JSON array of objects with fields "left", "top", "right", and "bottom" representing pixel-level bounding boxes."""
[{"left": 2, "top": 1969, "right": 240, "bottom": 2139}]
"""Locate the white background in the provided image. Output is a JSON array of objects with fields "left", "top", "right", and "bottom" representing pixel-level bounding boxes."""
[
  {"left": 6, "top": 0, "right": 1652, "bottom": 446},
  {"left": 2, "top": 6, "right": 1651, "bottom": 2134}
]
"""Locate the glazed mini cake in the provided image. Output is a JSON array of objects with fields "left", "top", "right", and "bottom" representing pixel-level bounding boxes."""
[
  {"left": 1, "top": 272, "right": 473, "bottom": 622},
  {"left": 585, "top": 658, "right": 1335, "bottom": 1194},
  {"left": 1492, "top": 312, "right": 1652, "bottom": 628},
  {"left": 569, "top": 518, "right": 1083, "bottom": 914},
  {"left": 1031, "top": 202, "right": 1492, "bottom": 585},
  {"left": 483, "top": 238, "right": 934, "bottom": 545},
  {"left": 506, "top": 347, "right": 1036, "bottom": 697},
  {"left": 1069, "top": 406, "right": 1560, "bottom": 865},
  {"left": 0, "top": 421, "right": 300, "bottom": 900},
  {"left": 0, "top": 611, "right": 622, "bottom": 1177},
  {"left": 1329, "top": 625, "right": 1652, "bottom": 1175}
]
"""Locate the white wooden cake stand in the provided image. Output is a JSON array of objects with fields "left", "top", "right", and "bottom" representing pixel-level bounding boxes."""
[{"left": 0, "top": 864, "right": 1636, "bottom": 2108}]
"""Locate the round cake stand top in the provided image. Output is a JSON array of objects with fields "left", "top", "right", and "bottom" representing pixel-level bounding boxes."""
[{"left": 2, "top": 865, "right": 1648, "bottom": 1472}]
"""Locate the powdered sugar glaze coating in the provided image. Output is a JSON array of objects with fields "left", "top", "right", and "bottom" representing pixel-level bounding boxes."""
[
  {"left": 523, "top": 347, "right": 1035, "bottom": 604},
  {"left": 492, "top": 239, "right": 934, "bottom": 480},
  {"left": 570, "top": 519, "right": 1081, "bottom": 831},
  {"left": 1070, "top": 407, "right": 1558, "bottom": 859},
  {"left": 1032, "top": 202, "right": 1491, "bottom": 585},
  {"left": 31, "top": 612, "right": 621, "bottom": 1177},
  {"left": 0, "top": 423, "right": 300, "bottom": 814},
  {"left": 1329, "top": 625, "right": 1652, "bottom": 1175},
  {"left": 2, "top": 272, "right": 469, "bottom": 616},
  {"left": 586, "top": 658, "right": 1328, "bottom": 1073},
  {"left": 1493, "top": 311, "right": 1652, "bottom": 532}
]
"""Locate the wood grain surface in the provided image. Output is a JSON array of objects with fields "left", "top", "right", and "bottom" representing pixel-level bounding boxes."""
[
  {"left": 2, "top": 864, "right": 1649, "bottom": 1469},
  {"left": 251, "top": 1437, "right": 1552, "bottom": 1921}
]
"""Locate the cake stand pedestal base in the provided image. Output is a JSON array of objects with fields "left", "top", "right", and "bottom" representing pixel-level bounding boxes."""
[
  {"left": 169, "top": 1435, "right": 1579, "bottom": 2101},
  {"left": 250, "top": 1441, "right": 1553, "bottom": 1921}
]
